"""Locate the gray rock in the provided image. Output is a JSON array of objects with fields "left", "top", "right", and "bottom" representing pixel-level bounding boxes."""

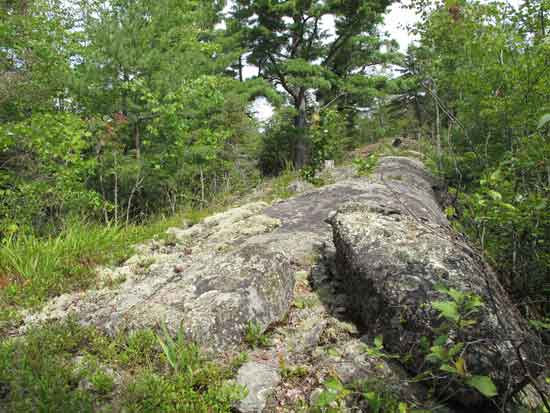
[
  {"left": 236, "top": 362, "right": 281, "bottom": 413},
  {"left": 23, "top": 202, "right": 294, "bottom": 351},
  {"left": 21, "top": 164, "right": 374, "bottom": 350},
  {"left": 287, "top": 179, "right": 315, "bottom": 194},
  {"left": 327, "top": 158, "right": 543, "bottom": 407}
]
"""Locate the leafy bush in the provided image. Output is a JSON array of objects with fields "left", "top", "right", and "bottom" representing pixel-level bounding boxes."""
[
  {"left": 0, "top": 113, "right": 103, "bottom": 237},
  {"left": 453, "top": 134, "right": 549, "bottom": 306},
  {"left": 353, "top": 154, "right": 379, "bottom": 177},
  {"left": 259, "top": 108, "right": 302, "bottom": 176}
]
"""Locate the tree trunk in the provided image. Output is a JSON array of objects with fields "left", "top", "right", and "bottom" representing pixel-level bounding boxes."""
[
  {"left": 293, "top": 90, "right": 308, "bottom": 168},
  {"left": 200, "top": 167, "right": 205, "bottom": 206},
  {"left": 238, "top": 55, "right": 243, "bottom": 82},
  {"left": 413, "top": 92, "right": 423, "bottom": 126},
  {"left": 433, "top": 84, "right": 442, "bottom": 172},
  {"left": 134, "top": 122, "right": 141, "bottom": 160}
]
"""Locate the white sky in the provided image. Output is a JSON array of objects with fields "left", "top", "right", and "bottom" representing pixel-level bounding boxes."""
[{"left": 383, "top": 1, "right": 419, "bottom": 52}]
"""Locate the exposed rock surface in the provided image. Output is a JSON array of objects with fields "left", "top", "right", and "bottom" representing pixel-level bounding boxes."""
[
  {"left": 23, "top": 202, "right": 294, "bottom": 351},
  {"left": 22, "top": 158, "right": 406, "bottom": 350},
  {"left": 20, "top": 160, "right": 372, "bottom": 350},
  {"left": 237, "top": 248, "right": 446, "bottom": 413},
  {"left": 236, "top": 362, "right": 281, "bottom": 413},
  {"left": 327, "top": 159, "right": 543, "bottom": 407},
  {"left": 20, "top": 156, "right": 542, "bottom": 411}
]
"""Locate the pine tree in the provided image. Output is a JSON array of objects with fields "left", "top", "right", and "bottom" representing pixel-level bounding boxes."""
[{"left": 229, "top": 0, "right": 394, "bottom": 167}]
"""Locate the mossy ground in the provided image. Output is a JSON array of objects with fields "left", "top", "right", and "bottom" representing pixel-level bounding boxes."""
[{"left": 0, "top": 319, "right": 245, "bottom": 412}]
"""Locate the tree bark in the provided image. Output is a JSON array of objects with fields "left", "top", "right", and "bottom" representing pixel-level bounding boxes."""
[
  {"left": 134, "top": 122, "right": 141, "bottom": 160},
  {"left": 293, "top": 89, "right": 308, "bottom": 169},
  {"left": 238, "top": 55, "right": 243, "bottom": 82}
]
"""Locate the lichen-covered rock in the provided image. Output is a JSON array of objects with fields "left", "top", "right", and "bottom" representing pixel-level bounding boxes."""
[
  {"left": 20, "top": 166, "right": 380, "bottom": 350},
  {"left": 236, "top": 362, "right": 281, "bottom": 413},
  {"left": 22, "top": 203, "right": 293, "bottom": 351},
  {"left": 327, "top": 158, "right": 543, "bottom": 407},
  {"left": 20, "top": 156, "right": 539, "bottom": 412}
]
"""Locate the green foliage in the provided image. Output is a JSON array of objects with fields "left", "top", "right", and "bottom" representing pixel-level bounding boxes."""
[
  {"left": 244, "top": 321, "right": 270, "bottom": 348},
  {"left": 309, "top": 109, "right": 349, "bottom": 167},
  {"left": 353, "top": 154, "right": 379, "bottom": 177},
  {"left": 259, "top": 108, "right": 302, "bottom": 175},
  {"left": 1, "top": 0, "right": 263, "bottom": 238},
  {"left": 310, "top": 375, "right": 409, "bottom": 413},
  {"left": 0, "top": 320, "right": 245, "bottom": 412},
  {"left": 0, "top": 0, "right": 75, "bottom": 121},
  {"left": 464, "top": 375, "right": 498, "bottom": 399},
  {"left": 312, "top": 376, "right": 351, "bottom": 413},
  {"left": 426, "top": 286, "right": 498, "bottom": 399},
  {"left": 156, "top": 322, "right": 202, "bottom": 376},
  {"left": 279, "top": 361, "right": 309, "bottom": 381},
  {"left": 0, "top": 113, "right": 102, "bottom": 236},
  {"left": 263, "top": 167, "right": 300, "bottom": 202},
  {"left": 457, "top": 134, "right": 549, "bottom": 301},
  {"left": 0, "top": 320, "right": 98, "bottom": 412}
]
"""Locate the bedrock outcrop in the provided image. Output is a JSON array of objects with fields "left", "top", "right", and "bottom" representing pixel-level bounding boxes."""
[
  {"left": 21, "top": 160, "right": 394, "bottom": 350},
  {"left": 327, "top": 158, "right": 543, "bottom": 407},
  {"left": 21, "top": 156, "right": 542, "bottom": 411}
]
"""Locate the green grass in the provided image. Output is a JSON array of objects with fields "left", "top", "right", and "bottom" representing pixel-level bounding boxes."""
[
  {"left": 0, "top": 320, "right": 244, "bottom": 413},
  {"left": 0, "top": 219, "right": 166, "bottom": 309},
  {"left": 0, "top": 208, "right": 221, "bottom": 333},
  {"left": 262, "top": 167, "right": 299, "bottom": 202},
  {"left": 244, "top": 321, "right": 270, "bottom": 348}
]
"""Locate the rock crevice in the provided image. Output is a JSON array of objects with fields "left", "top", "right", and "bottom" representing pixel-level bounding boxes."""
[{"left": 21, "top": 156, "right": 543, "bottom": 410}]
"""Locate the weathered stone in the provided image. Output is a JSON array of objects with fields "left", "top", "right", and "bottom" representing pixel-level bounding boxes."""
[
  {"left": 236, "top": 362, "right": 281, "bottom": 413},
  {"left": 22, "top": 203, "right": 293, "bottom": 351},
  {"left": 21, "top": 166, "right": 376, "bottom": 350},
  {"left": 19, "top": 156, "right": 539, "bottom": 412},
  {"left": 287, "top": 179, "right": 315, "bottom": 194},
  {"left": 327, "top": 158, "right": 543, "bottom": 407}
]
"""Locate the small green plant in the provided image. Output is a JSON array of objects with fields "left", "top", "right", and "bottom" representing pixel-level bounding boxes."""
[
  {"left": 279, "top": 356, "right": 309, "bottom": 381},
  {"left": 293, "top": 295, "right": 320, "bottom": 309},
  {"left": 244, "top": 321, "right": 270, "bottom": 348},
  {"left": 136, "top": 257, "right": 156, "bottom": 271},
  {"left": 353, "top": 154, "right": 379, "bottom": 177},
  {"left": 426, "top": 285, "right": 498, "bottom": 399},
  {"left": 155, "top": 322, "right": 201, "bottom": 376},
  {"left": 264, "top": 166, "right": 298, "bottom": 201},
  {"left": 362, "top": 335, "right": 398, "bottom": 361},
  {"left": 310, "top": 374, "right": 409, "bottom": 413},
  {"left": 300, "top": 165, "right": 325, "bottom": 186},
  {"left": 161, "top": 231, "right": 178, "bottom": 246},
  {"left": 89, "top": 369, "right": 115, "bottom": 395},
  {"left": 358, "top": 381, "right": 409, "bottom": 413},
  {"left": 311, "top": 376, "right": 351, "bottom": 412}
]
